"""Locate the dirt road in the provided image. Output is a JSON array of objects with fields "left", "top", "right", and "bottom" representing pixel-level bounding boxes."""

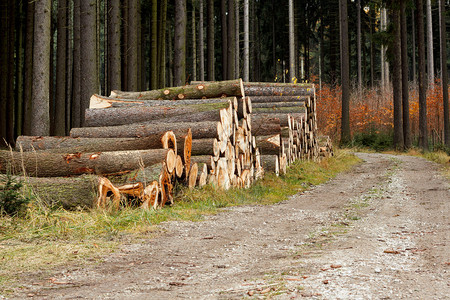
[{"left": 11, "top": 153, "right": 450, "bottom": 299}]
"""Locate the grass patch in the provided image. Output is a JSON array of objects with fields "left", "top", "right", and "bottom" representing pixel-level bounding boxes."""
[{"left": 0, "top": 149, "right": 360, "bottom": 294}]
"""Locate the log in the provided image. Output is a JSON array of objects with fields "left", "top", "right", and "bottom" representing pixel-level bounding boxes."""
[
  {"left": 188, "top": 162, "right": 198, "bottom": 189},
  {"left": 17, "top": 175, "right": 99, "bottom": 209},
  {"left": 85, "top": 101, "right": 231, "bottom": 127},
  {"left": 248, "top": 95, "right": 308, "bottom": 103},
  {"left": 0, "top": 149, "right": 169, "bottom": 177},
  {"left": 252, "top": 102, "right": 305, "bottom": 109},
  {"left": 259, "top": 155, "right": 279, "bottom": 175},
  {"left": 110, "top": 79, "right": 245, "bottom": 100},
  {"left": 190, "top": 138, "right": 216, "bottom": 156},
  {"left": 252, "top": 113, "right": 305, "bottom": 128},
  {"left": 248, "top": 116, "right": 282, "bottom": 136},
  {"left": 15, "top": 136, "right": 166, "bottom": 153},
  {"left": 256, "top": 134, "right": 281, "bottom": 155},
  {"left": 252, "top": 106, "right": 306, "bottom": 114},
  {"left": 182, "top": 128, "right": 192, "bottom": 177},
  {"left": 70, "top": 121, "right": 220, "bottom": 139},
  {"left": 91, "top": 94, "right": 235, "bottom": 108},
  {"left": 162, "top": 131, "right": 177, "bottom": 155}
]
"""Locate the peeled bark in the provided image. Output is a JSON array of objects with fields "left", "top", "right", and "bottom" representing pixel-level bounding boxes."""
[
  {"left": 111, "top": 79, "right": 244, "bottom": 100},
  {"left": 70, "top": 121, "right": 221, "bottom": 139},
  {"left": 0, "top": 148, "right": 169, "bottom": 177}
]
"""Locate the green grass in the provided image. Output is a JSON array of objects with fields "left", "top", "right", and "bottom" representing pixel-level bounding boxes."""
[{"left": 0, "top": 149, "right": 360, "bottom": 294}]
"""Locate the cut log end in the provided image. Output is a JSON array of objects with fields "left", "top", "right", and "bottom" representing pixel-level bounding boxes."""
[{"left": 188, "top": 162, "right": 199, "bottom": 189}]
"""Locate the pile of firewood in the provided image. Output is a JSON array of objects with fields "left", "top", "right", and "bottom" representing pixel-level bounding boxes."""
[{"left": 2, "top": 79, "right": 330, "bottom": 210}]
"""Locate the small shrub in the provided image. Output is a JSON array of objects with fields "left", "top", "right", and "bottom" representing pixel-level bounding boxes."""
[{"left": 0, "top": 174, "right": 32, "bottom": 217}]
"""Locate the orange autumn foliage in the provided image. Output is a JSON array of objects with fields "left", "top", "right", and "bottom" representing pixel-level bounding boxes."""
[{"left": 316, "top": 81, "right": 449, "bottom": 142}]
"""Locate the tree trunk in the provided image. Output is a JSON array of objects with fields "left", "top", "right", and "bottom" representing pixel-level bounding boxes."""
[
  {"left": 15, "top": 1, "right": 25, "bottom": 138},
  {"left": 127, "top": 0, "right": 139, "bottom": 91},
  {"left": 71, "top": 0, "right": 81, "bottom": 129},
  {"left": 221, "top": 0, "right": 228, "bottom": 80},
  {"left": 31, "top": 0, "right": 51, "bottom": 136},
  {"left": 416, "top": 0, "right": 428, "bottom": 150},
  {"left": 227, "top": 0, "right": 235, "bottom": 79},
  {"left": 391, "top": 6, "right": 404, "bottom": 149},
  {"left": 158, "top": 0, "right": 168, "bottom": 88},
  {"left": 23, "top": 0, "right": 34, "bottom": 136},
  {"left": 107, "top": 0, "right": 121, "bottom": 94},
  {"left": 244, "top": 85, "right": 314, "bottom": 97},
  {"left": 357, "top": 0, "right": 362, "bottom": 90},
  {"left": 55, "top": 0, "right": 67, "bottom": 136},
  {"left": 401, "top": 0, "right": 411, "bottom": 148},
  {"left": 6, "top": 0, "right": 15, "bottom": 145},
  {"left": 111, "top": 79, "right": 244, "bottom": 100},
  {"left": 439, "top": 0, "right": 449, "bottom": 146},
  {"left": 174, "top": 0, "right": 187, "bottom": 86},
  {"left": 70, "top": 121, "right": 222, "bottom": 139},
  {"left": 426, "top": 0, "right": 434, "bottom": 84},
  {"left": 411, "top": 8, "right": 416, "bottom": 83},
  {"left": 235, "top": 0, "right": 239, "bottom": 79},
  {"left": 0, "top": 149, "right": 169, "bottom": 178},
  {"left": 288, "top": 0, "right": 295, "bottom": 82},
  {"left": 84, "top": 101, "right": 230, "bottom": 127},
  {"left": 151, "top": 0, "right": 158, "bottom": 89},
  {"left": 243, "top": 0, "right": 249, "bottom": 82},
  {"left": 199, "top": 0, "right": 205, "bottom": 81},
  {"left": 339, "top": 0, "right": 350, "bottom": 144},
  {"left": 0, "top": 1, "right": 8, "bottom": 144},
  {"left": 15, "top": 136, "right": 171, "bottom": 153},
  {"left": 206, "top": 0, "right": 215, "bottom": 81},
  {"left": 80, "top": 0, "right": 98, "bottom": 126},
  {"left": 192, "top": 3, "right": 197, "bottom": 81}
]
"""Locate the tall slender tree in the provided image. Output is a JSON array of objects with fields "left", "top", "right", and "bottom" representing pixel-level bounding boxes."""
[
  {"left": 243, "top": 0, "right": 249, "bottom": 82},
  {"left": 80, "top": 0, "right": 98, "bottom": 126},
  {"left": 192, "top": 2, "right": 197, "bottom": 81},
  {"left": 339, "top": 0, "right": 350, "bottom": 144},
  {"left": 357, "top": 0, "right": 362, "bottom": 90},
  {"left": 31, "top": 0, "right": 51, "bottom": 136},
  {"left": 0, "top": 0, "right": 9, "bottom": 143},
  {"left": 439, "top": 0, "right": 449, "bottom": 146},
  {"left": 401, "top": 0, "right": 411, "bottom": 148},
  {"left": 227, "top": 0, "right": 236, "bottom": 79},
  {"left": 426, "top": 0, "right": 434, "bottom": 84},
  {"left": 206, "top": 0, "right": 214, "bottom": 81},
  {"left": 221, "top": 0, "right": 228, "bottom": 80},
  {"left": 174, "top": 0, "right": 187, "bottom": 86},
  {"left": 55, "top": 0, "right": 68, "bottom": 136},
  {"left": 72, "top": 0, "right": 81, "bottom": 128},
  {"left": 199, "top": 0, "right": 205, "bottom": 81},
  {"left": 23, "top": 1, "right": 35, "bottom": 135},
  {"left": 416, "top": 0, "right": 428, "bottom": 150},
  {"left": 235, "top": 0, "right": 240, "bottom": 79},
  {"left": 288, "top": 0, "right": 295, "bottom": 82},
  {"left": 107, "top": 0, "right": 121, "bottom": 94},
  {"left": 158, "top": 0, "right": 168, "bottom": 88},
  {"left": 151, "top": 0, "right": 158, "bottom": 89},
  {"left": 127, "top": 0, "right": 139, "bottom": 91}
]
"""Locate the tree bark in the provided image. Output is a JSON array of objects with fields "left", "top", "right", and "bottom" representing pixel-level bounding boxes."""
[
  {"left": 206, "top": 0, "right": 215, "bottom": 81},
  {"left": 174, "top": 0, "right": 187, "bottom": 86},
  {"left": 252, "top": 113, "right": 304, "bottom": 127},
  {"left": 107, "top": 0, "right": 121, "bottom": 94},
  {"left": 221, "top": 0, "right": 228, "bottom": 80},
  {"left": 84, "top": 102, "right": 230, "bottom": 127},
  {"left": 244, "top": 85, "right": 314, "bottom": 97},
  {"left": 289, "top": 0, "right": 296, "bottom": 82},
  {"left": 357, "top": 0, "right": 362, "bottom": 90},
  {"left": 401, "top": 0, "right": 411, "bottom": 148},
  {"left": 439, "top": 0, "right": 449, "bottom": 146},
  {"left": 199, "top": 0, "right": 205, "bottom": 81},
  {"left": 151, "top": 0, "right": 158, "bottom": 89},
  {"left": 70, "top": 121, "right": 222, "bottom": 139},
  {"left": 158, "top": 0, "right": 168, "bottom": 88},
  {"left": 227, "top": 0, "right": 235, "bottom": 79},
  {"left": 0, "top": 0, "right": 8, "bottom": 144},
  {"left": 127, "top": 0, "right": 139, "bottom": 91},
  {"left": 235, "top": 0, "right": 239, "bottom": 79},
  {"left": 80, "top": 0, "right": 98, "bottom": 126},
  {"left": 71, "top": 0, "right": 81, "bottom": 128},
  {"left": 256, "top": 135, "right": 281, "bottom": 155},
  {"left": 55, "top": 0, "right": 68, "bottom": 136},
  {"left": 0, "top": 148, "right": 170, "bottom": 178},
  {"left": 260, "top": 155, "right": 279, "bottom": 174},
  {"left": 111, "top": 79, "right": 244, "bottom": 100},
  {"left": 192, "top": 4, "right": 197, "bottom": 81},
  {"left": 416, "top": 0, "right": 428, "bottom": 150},
  {"left": 391, "top": 6, "right": 404, "bottom": 149},
  {"left": 426, "top": 0, "right": 434, "bottom": 84},
  {"left": 248, "top": 96, "right": 308, "bottom": 104},
  {"left": 243, "top": 0, "right": 249, "bottom": 82},
  {"left": 252, "top": 102, "right": 305, "bottom": 109},
  {"left": 31, "top": 0, "right": 51, "bottom": 136},
  {"left": 249, "top": 116, "right": 282, "bottom": 136},
  {"left": 339, "top": 0, "right": 351, "bottom": 144},
  {"left": 15, "top": 135, "right": 170, "bottom": 153},
  {"left": 23, "top": 0, "right": 34, "bottom": 136}
]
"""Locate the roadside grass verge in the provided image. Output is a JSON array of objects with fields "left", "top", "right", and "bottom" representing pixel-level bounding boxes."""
[{"left": 0, "top": 149, "right": 360, "bottom": 294}]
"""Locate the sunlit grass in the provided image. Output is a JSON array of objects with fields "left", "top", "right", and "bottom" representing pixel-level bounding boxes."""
[{"left": 0, "top": 150, "right": 360, "bottom": 294}]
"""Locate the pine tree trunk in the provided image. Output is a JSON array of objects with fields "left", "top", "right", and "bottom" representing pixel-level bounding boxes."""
[
  {"left": 416, "top": 0, "right": 428, "bottom": 150},
  {"left": 127, "top": 0, "right": 139, "bottom": 91},
  {"left": 235, "top": 0, "right": 240, "bottom": 79},
  {"left": 0, "top": 1, "right": 8, "bottom": 144},
  {"left": 401, "top": 0, "right": 411, "bottom": 148},
  {"left": 439, "top": 0, "right": 449, "bottom": 146},
  {"left": 426, "top": 0, "right": 434, "bottom": 84},
  {"left": 357, "top": 0, "right": 362, "bottom": 90},
  {"left": 243, "top": 0, "right": 249, "bottom": 82},
  {"left": 31, "top": 0, "right": 51, "bottom": 136},
  {"left": 15, "top": 1, "right": 25, "bottom": 138},
  {"left": 391, "top": 6, "right": 404, "bottom": 149},
  {"left": 158, "top": 0, "right": 167, "bottom": 88},
  {"left": 6, "top": 0, "right": 15, "bottom": 145},
  {"left": 192, "top": 4, "right": 197, "bottom": 81},
  {"left": 198, "top": 0, "right": 205, "bottom": 81},
  {"left": 221, "top": 0, "right": 228, "bottom": 80},
  {"left": 151, "top": 0, "right": 158, "bottom": 89},
  {"left": 121, "top": 0, "right": 128, "bottom": 91},
  {"left": 339, "top": 0, "right": 350, "bottom": 144},
  {"left": 227, "top": 0, "right": 235, "bottom": 80},
  {"left": 80, "top": 0, "right": 98, "bottom": 126},
  {"left": 107, "top": 0, "right": 121, "bottom": 94},
  {"left": 206, "top": 0, "right": 215, "bottom": 81},
  {"left": 23, "top": 0, "right": 34, "bottom": 136},
  {"left": 72, "top": 0, "right": 81, "bottom": 128},
  {"left": 288, "top": 0, "right": 295, "bottom": 82},
  {"left": 55, "top": 0, "right": 67, "bottom": 136},
  {"left": 174, "top": 0, "right": 187, "bottom": 86}
]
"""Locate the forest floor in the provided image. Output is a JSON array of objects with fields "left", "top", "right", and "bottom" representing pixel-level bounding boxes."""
[{"left": 7, "top": 153, "right": 450, "bottom": 299}]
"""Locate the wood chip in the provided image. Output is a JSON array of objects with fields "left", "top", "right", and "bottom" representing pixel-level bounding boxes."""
[
  {"left": 330, "top": 264, "right": 342, "bottom": 269},
  {"left": 383, "top": 249, "right": 401, "bottom": 254}
]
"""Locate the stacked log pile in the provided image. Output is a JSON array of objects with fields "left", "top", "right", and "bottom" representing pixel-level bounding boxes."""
[{"left": 6, "top": 79, "right": 329, "bottom": 210}]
